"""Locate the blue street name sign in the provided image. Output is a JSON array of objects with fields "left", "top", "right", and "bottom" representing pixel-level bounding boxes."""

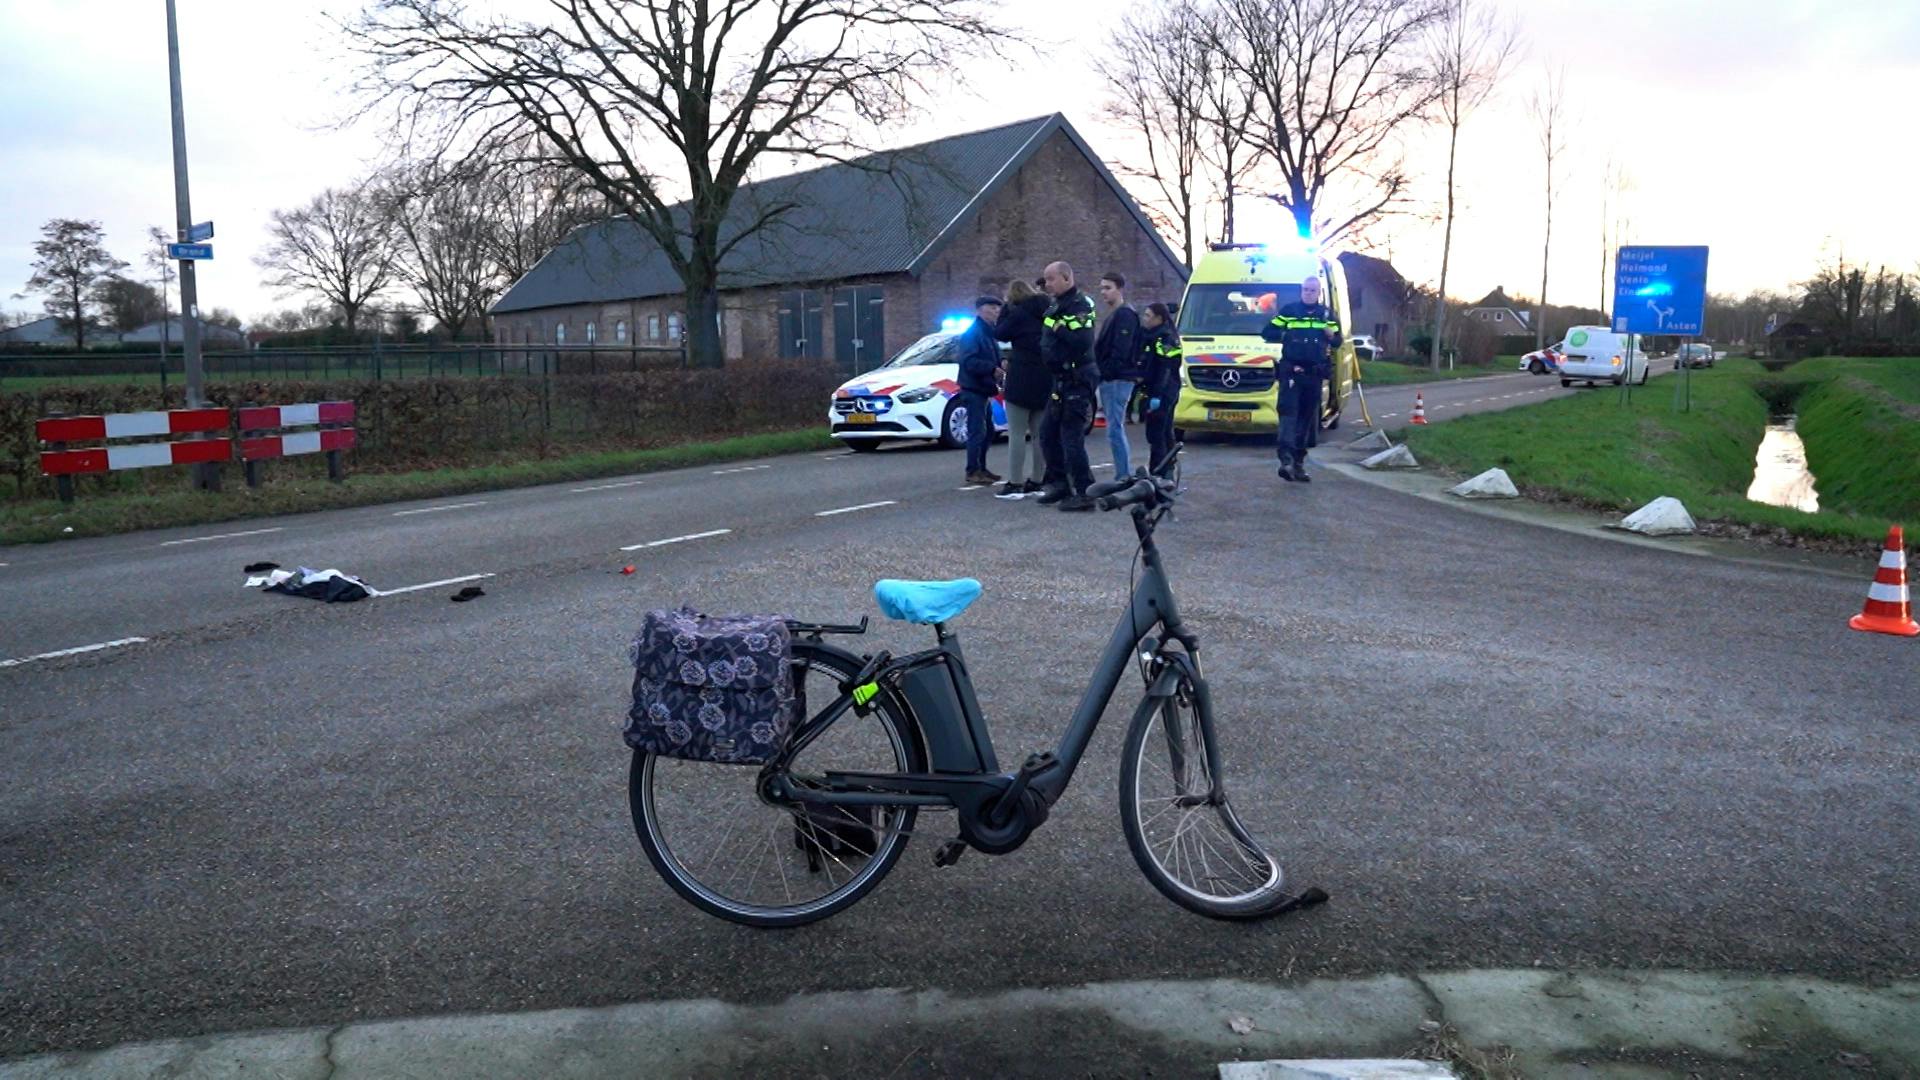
[
  {"left": 1612, "top": 245, "right": 1708, "bottom": 335},
  {"left": 167, "top": 243, "right": 213, "bottom": 261},
  {"left": 187, "top": 221, "right": 214, "bottom": 242}
]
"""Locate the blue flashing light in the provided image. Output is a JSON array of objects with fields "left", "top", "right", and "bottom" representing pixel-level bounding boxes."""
[{"left": 939, "top": 315, "right": 973, "bottom": 334}]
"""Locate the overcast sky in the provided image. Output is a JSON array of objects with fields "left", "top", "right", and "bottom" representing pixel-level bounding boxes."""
[{"left": 3, "top": 0, "right": 1915, "bottom": 326}]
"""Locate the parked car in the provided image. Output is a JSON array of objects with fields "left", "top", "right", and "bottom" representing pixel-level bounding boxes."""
[
  {"left": 827, "top": 329, "right": 1008, "bottom": 452},
  {"left": 1518, "top": 344, "right": 1565, "bottom": 374},
  {"left": 1349, "top": 334, "right": 1380, "bottom": 361},
  {"left": 1557, "top": 326, "right": 1650, "bottom": 387},
  {"left": 1675, "top": 343, "right": 1716, "bottom": 369}
]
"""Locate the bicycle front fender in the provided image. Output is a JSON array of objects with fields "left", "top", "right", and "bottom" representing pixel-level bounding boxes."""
[{"left": 1142, "top": 650, "right": 1201, "bottom": 700}]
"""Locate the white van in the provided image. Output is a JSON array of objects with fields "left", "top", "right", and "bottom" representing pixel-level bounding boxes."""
[{"left": 1555, "top": 325, "right": 1650, "bottom": 387}]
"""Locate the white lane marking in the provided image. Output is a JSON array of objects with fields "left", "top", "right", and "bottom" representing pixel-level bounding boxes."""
[
  {"left": 159, "top": 527, "right": 285, "bottom": 547},
  {"left": 1380, "top": 412, "right": 1399, "bottom": 418},
  {"left": 377, "top": 572, "right": 496, "bottom": 597},
  {"left": 958, "top": 485, "right": 986, "bottom": 491},
  {"left": 712, "top": 464, "right": 771, "bottom": 475},
  {"left": 393, "top": 501, "right": 488, "bottom": 517},
  {"left": 621, "top": 529, "right": 733, "bottom": 551},
  {"left": 815, "top": 501, "right": 897, "bottom": 517},
  {"left": 1092, "top": 463, "right": 1114, "bottom": 470},
  {"left": 2, "top": 636, "right": 149, "bottom": 669},
  {"left": 570, "top": 479, "right": 648, "bottom": 493}
]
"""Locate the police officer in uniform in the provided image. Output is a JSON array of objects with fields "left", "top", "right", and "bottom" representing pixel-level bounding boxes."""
[
  {"left": 1034, "top": 260, "right": 1099, "bottom": 511},
  {"left": 1261, "top": 275, "right": 1341, "bottom": 482}
]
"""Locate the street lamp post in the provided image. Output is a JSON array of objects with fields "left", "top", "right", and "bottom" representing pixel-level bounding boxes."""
[{"left": 165, "top": 0, "right": 215, "bottom": 489}]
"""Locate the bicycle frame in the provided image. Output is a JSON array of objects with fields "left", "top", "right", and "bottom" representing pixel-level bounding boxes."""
[{"left": 767, "top": 505, "right": 1214, "bottom": 854}]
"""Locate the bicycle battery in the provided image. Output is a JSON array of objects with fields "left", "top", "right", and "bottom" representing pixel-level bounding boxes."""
[{"left": 896, "top": 659, "right": 992, "bottom": 774}]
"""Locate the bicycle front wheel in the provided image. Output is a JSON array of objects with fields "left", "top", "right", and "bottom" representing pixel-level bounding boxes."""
[{"left": 1119, "top": 671, "right": 1292, "bottom": 919}]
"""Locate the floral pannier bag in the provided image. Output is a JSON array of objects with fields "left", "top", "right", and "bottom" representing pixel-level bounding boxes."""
[{"left": 625, "top": 607, "right": 798, "bottom": 764}]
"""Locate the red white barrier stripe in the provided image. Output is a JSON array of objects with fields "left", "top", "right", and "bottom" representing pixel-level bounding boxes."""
[
  {"left": 241, "top": 428, "right": 356, "bottom": 461},
  {"left": 36, "top": 408, "right": 227, "bottom": 443},
  {"left": 236, "top": 401, "right": 355, "bottom": 430},
  {"left": 40, "top": 438, "right": 232, "bottom": 476}
]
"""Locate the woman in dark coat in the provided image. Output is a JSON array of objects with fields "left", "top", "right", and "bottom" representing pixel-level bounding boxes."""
[{"left": 991, "top": 277, "right": 1053, "bottom": 498}]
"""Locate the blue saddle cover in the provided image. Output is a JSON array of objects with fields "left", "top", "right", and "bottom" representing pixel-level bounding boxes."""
[{"left": 873, "top": 578, "right": 982, "bottom": 624}]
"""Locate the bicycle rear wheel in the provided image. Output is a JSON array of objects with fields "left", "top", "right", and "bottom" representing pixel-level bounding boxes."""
[
  {"left": 630, "top": 643, "right": 923, "bottom": 927},
  {"left": 1119, "top": 670, "right": 1292, "bottom": 919}
]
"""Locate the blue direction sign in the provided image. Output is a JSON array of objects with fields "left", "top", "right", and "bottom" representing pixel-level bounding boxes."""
[
  {"left": 1612, "top": 245, "right": 1708, "bottom": 335},
  {"left": 187, "top": 221, "right": 214, "bottom": 242},
  {"left": 167, "top": 243, "right": 213, "bottom": 261}
]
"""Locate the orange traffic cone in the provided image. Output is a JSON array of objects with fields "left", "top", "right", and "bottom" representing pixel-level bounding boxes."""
[
  {"left": 1850, "top": 525, "right": 1918, "bottom": 637},
  {"left": 1410, "top": 392, "right": 1428, "bottom": 425}
]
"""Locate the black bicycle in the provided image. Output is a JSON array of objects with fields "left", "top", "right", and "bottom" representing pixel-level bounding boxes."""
[{"left": 629, "top": 449, "right": 1320, "bottom": 926}]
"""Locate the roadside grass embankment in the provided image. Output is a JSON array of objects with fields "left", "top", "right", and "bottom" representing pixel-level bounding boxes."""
[
  {"left": 1401, "top": 356, "right": 1919, "bottom": 546},
  {"left": 1357, "top": 357, "right": 1519, "bottom": 386},
  {"left": 0, "top": 428, "right": 836, "bottom": 545}
]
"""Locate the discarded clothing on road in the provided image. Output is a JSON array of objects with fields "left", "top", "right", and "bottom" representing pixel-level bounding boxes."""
[{"left": 246, "top": 566, "right": 375, "bottom": 603}]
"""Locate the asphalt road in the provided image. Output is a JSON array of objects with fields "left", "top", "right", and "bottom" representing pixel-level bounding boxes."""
[{"left": 4, "top": 372, "right": 1915, "bottom": 1059}]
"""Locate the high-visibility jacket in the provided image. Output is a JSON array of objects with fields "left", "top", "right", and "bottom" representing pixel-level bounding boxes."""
[
  {"left": 1261, "top": 301, "right": 1342, "bottom": 377},
  {"left": 1041, "top": 288, "right": 1099, "bottom": 394}
]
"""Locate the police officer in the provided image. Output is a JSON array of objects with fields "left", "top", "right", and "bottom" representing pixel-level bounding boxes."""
[
  {"left": 1034, "top": 260, "right": 1099, "bottom": 511},
  {"left": 1261, "top": 275, "right": 1342, "bottom": 482}
]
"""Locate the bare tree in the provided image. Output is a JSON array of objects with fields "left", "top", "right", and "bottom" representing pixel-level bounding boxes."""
[
  {"left": 1212, "top": 0, "right": 1445, "bottom": 244},
  {"left": 477, "top": 142, "right": 608, "bottom": 289},
  {"left": 1598, "top": 157, "right": 1633, "bottom": 316},
  {"left": 1194, "top": 2, "right": 1259, "bottom": 244},
  {"left": 380, "top": 163, "right": 500, "bottom": 340},
  {"left": 1529, "top": 65, "right": 1568, "bottom": 349},
  {"left": 1423, "top": 0, "right": 1517, "bottom": 370},
  {"left": 94, "top": 276, "right": 167, "bottom": 333},
  {"left": 20, "top": 219, "right": 127, "bottom": 347},
  {"left": 1097, "top": 1, "right": 1209, "bottom": 270},
  {"left": 257, "top": 184, "right": 396, "bottom": 334},
  {"left": 144, "top": 226, "right": 180, "bottom": 358},
  {"left": 345, "top": 0, "right": 1005, "bottom": 367}
]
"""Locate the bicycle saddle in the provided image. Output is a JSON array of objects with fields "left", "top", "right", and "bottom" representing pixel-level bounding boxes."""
[{"left": 873, "top": 578, "right": 982, "bottom": 624}]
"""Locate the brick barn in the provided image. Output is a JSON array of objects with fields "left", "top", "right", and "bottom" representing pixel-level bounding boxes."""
[{"left": 489, "top": 114, "right": 1189, "bottom": 370}]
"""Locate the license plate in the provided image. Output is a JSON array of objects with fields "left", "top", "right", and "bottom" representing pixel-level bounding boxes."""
[
  {"left": 1207, "top": 409, "right": 1253, "bottom": 424},
  {"left": 846, "top": 413, "right": 877, "bottom": 425}
]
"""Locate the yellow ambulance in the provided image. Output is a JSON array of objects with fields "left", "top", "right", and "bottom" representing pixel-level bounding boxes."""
[{"left": 1172, "top": 242, "right": 1356, "bottom": 435}]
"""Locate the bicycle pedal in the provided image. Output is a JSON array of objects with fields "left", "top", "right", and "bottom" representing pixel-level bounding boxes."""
[{"left": 933, "top": 838, "right": 969, "bottom": 868}]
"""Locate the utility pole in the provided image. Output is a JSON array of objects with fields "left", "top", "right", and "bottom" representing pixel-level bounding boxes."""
[{"left": 166, "top": 0, "right": 215, "bottom": 488}]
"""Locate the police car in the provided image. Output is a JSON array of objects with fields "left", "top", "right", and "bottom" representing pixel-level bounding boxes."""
[{"left": 828, "top": 321, "right": 1008, "bottom": 452}]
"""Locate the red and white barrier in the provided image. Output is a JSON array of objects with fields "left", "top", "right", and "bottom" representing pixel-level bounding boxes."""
[
  {"left": 37, "top": 408, "right": 232, "bottom": 477},
  {"left": 236, "top": 400, "right": 356, "bottom": 482}
]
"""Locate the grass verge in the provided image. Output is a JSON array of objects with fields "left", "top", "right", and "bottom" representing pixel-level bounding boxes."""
[
  {"left": 1401, "top": 357, "right": 1918, "bottom": 545},
  {"left": 1359, "top": 359, "right": 1517, "bottom": 386},
  {"left": 1, "top": 428, "right": 837, "bottom": 545}
]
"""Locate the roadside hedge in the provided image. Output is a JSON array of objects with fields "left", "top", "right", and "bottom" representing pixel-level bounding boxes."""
[{"left": 0, "top": 360, "right": 843, "bottom": 501}]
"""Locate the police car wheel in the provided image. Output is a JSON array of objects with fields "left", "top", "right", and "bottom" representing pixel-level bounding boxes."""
[
  {"left": 844, "top": 439, "right": 882, "bottom": 453},
  {"left": 938, "top": 400, "right": 967, "bottom": 450}
]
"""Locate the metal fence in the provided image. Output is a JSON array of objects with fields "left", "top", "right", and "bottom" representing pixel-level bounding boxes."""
[{"left": 0, "top": 344, "right": 690, "bottom": 390}]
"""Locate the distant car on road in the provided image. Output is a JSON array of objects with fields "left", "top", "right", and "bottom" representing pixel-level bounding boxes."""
[
  {"left": 1518, "top": 344, "right": 1565, "bottom": 374},
  {"left": 1349, "top": 334, "right": 1380, "bottom": 361},
  {"left": 1557, "top": 326, "right": 1650, "bottom": 387},
  {"left": 1675, "top": 343, "right": 1716, "bottom": 369},
  {"left": 827, "top": 329, "right": 1008, "bottom": 452}
]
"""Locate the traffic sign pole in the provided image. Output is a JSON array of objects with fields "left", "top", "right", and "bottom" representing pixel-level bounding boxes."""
[{"left": 166, "top": 0, "right": 216, "bottom": 490}]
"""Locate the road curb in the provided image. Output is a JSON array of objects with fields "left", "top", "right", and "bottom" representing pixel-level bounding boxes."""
[{"left": 6, "top": 969, "right": 1916, "bottom": 1078}]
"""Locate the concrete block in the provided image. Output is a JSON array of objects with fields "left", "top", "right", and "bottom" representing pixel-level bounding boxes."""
[
  {"left": 1346, "top": 430, "right": 1392, "bottom": 451},
  {"left": 1360, "top": 445, "right": 1419, "bottom": 470},
  {"left": 1615, "top": 496, "right": 1696, "bottom": 536},
  {"left": 1448, "top": 468, "right": 1519, "bottom": 499}
]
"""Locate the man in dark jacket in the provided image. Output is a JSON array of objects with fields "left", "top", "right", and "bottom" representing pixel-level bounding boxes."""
[
  {"left": 956, "top": 295, "right": 1004, "bottom": 484},
  {"left": 1035, "top": 261, "right": 1099, "bottom": 511},
  {"left": 1093, "top": 272, "right": 1143, "bottom": 477},
  {"left": 1261, "top": 275, "right": 1342, "bottom": 482}
]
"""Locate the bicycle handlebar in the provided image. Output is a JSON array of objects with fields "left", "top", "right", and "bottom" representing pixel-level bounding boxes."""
[{"left": 1096, "top": 475, "right": 1174, "bottom": 512}]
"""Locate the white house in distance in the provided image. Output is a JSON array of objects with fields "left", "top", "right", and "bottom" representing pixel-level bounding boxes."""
[
  {"left": 1464, "top": 286, "right": 1531, "bottom": 332},
  {"left": 119, "top": 316, "right": 248, "bottom": 348}
]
